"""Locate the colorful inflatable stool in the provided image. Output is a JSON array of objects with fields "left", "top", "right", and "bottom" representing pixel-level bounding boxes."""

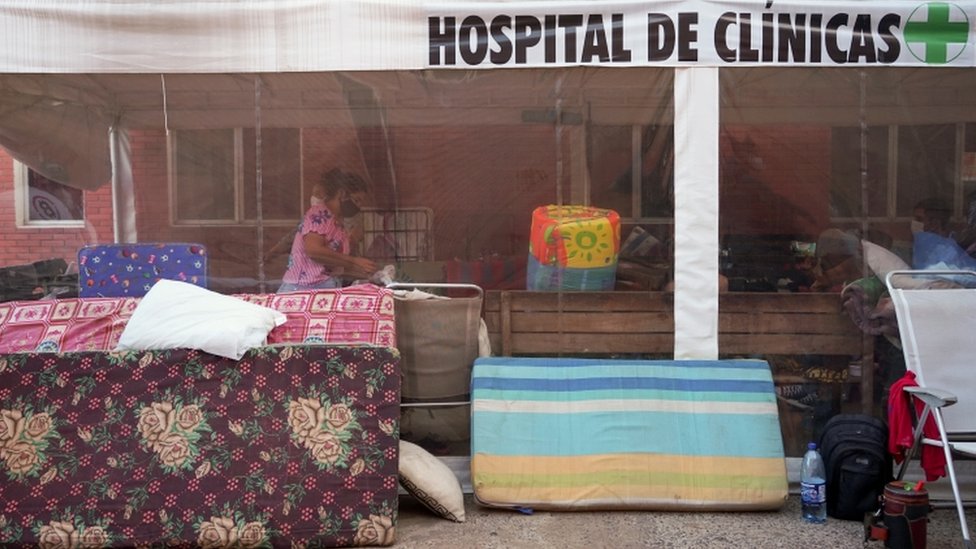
[{"left": 527, "top": 205, "right": 620, "bottom": 291}]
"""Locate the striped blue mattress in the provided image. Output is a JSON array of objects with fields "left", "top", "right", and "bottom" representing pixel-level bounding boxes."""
[{"left": 470, "top": 357, "right": 788, "bottom": 510}]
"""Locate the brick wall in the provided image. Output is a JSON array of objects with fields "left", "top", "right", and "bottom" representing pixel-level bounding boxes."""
[
  {"left": 0, "top": 149, "right": 114, "bottom": 268},
  {"left": 2, "top": 123, "right": 835, "bottom": 279},
  {"left": 127, "top": 130, "right": 266, "bottom": 292},
  {"left": 126, "top": 128, "right": 370, "bottom": 292},
  {"left": 387, "top": 125, "right": 562, "bottom": 260}
]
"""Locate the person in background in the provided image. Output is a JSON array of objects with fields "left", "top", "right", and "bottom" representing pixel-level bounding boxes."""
[
  {"left": 811, "top": 228, "right": 863, "bottom": 292},
  {"left": 912, "top": 197, "right": 952, "bottom": 238},
  {"left": 912, "top": 196, "right": 976, "bottom": 260},
  {"left": 277, "top": 169, "right": 377, "bottom": 292},
  {"left": 265, "top": 183, "right": 322, "bottom": 263},
  {"left": 959, "top": 192, "right": 976, "bottom": 256}
]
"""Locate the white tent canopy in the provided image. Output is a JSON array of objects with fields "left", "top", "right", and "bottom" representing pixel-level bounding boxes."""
[
  {"left": 1, "top": 0, "right": 973, "bottom": 74},
  {"left": 0, "top": 1, "right": 424, "bottom": 73}
]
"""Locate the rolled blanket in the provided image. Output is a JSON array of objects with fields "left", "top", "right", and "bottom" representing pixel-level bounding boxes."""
[{"left": 841, "top": 277, "right": 900, "bottom": 338}]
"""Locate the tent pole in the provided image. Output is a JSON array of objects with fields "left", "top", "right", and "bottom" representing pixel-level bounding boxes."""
[
  {"left": 673, "top": 67, "right": 719, "bottom": 360},
  {"left": 109, "top": 125, "right": 137, "bottom": 244}
]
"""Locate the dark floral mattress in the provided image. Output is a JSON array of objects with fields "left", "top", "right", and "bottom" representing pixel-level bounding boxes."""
[{"left": 0, "top": 345, "right": 400, "bottom": 547}]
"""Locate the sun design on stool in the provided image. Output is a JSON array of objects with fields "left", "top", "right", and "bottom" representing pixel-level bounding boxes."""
[{"left": 561, "top": 220, "right": 615, "bottom": 267}]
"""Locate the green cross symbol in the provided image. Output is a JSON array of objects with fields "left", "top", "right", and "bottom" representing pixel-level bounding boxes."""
[{"left": 904, "top": 3, "right": 970, "bottom": 64}]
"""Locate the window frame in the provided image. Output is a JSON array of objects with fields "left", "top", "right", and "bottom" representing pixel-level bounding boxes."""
[
  {"left": 830, "top": 122, "right": 970, "bottom": 225},
  {"left": 587, "top": 123, "right": 675, "bottom": 225},
  {"left": 12, "top": 160, "right": 86, "bottom": 228},
  {"left": 167, "top": 128, "right": 303, "bottom": 227}
]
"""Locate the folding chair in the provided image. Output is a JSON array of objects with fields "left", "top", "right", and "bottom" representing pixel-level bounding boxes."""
[
  {"left": 886, "top": 269, "right": 976, "bottom": 548},
  {"left": 389, "top": 282, "right": 484, "bottom": 455}
]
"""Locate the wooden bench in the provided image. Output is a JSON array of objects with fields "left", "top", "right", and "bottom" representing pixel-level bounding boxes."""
[{"left": 483, "top": 290, "right": 875, "bottom": 413}]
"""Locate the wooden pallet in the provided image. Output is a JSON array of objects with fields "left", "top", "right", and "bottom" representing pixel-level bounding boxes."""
[{"left": 483, "top": 290, "right": 874, "bottom": 413}]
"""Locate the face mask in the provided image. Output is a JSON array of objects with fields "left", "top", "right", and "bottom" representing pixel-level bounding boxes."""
[
  {"left": 340, "top": 198, "right": 361, "bottom": 217},
  {"left": 310, "top": 196, "right": 325, "bottom": 208},
  {"left": 910, "top": 220, "right": 925, "bottom": 235}
]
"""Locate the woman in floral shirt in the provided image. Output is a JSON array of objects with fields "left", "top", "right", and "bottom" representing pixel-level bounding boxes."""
[{"left": 278, "top": 169, "right": 377, "bottom": 292}]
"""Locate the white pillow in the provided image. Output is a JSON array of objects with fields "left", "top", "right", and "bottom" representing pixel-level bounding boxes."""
[
  {"left": 399, "top": 440, "right": 465, "bottom": 522},
  {"left": 116, "top": 280, "right": 286, "bottom": 360},
  {"left": 862, "top": 240, "right": 910, "bottom": 281}
]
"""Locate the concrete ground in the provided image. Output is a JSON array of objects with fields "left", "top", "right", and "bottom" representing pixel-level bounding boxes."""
[{"left": 394, "top": 494, "right": 976, "bottom": 548}]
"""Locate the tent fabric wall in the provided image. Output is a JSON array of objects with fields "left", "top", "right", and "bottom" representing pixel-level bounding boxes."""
[
  {"left": 1, "top": 1, "right": 974, "bottom": 362},
  {"left": 0, "top": 76, "right": 114, "bottom": 189}
]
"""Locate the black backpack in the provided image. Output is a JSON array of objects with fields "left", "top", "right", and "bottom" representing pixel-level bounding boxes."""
[{"left": 818, "top": 414, "right": 893, "bottom": 520}]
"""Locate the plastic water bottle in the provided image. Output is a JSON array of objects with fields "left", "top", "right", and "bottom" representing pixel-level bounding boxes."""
[{"left": 800, "top": 441, "right": 827, "bottom": 523}]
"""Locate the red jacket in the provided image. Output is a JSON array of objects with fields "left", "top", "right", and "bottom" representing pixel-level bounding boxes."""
[{"left": 887, "top": 370, "right": 947, "bottom": 481}]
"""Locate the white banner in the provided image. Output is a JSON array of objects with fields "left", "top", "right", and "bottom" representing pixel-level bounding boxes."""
[
  {"left": 428, "top": 1, "right": 976, "bottom": 69},
  {"left": 0, "top": 1, "right": 973, "bottom": 73}
]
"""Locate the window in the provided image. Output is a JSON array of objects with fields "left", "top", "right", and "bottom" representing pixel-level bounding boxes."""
[
  {"left": 829, "top": 126, "right": 889, "bottom": 218},
  {"left": 831, "top": 122, "right": 970, "bottom": 221},
  {"left": 170, "top": 128, "right": 302, "bottom": 225},
  {"left": 964, "top": 123, "right": 976, "bottom": 224},
  {"left": 588, "top": 124, "right": 674, "bottom": 221},
  {"left": 896, "top": 124, "right": 955, "bottom": 217},
  {"left": 13, "top": 161, "right": 85, "bottom": 227}
]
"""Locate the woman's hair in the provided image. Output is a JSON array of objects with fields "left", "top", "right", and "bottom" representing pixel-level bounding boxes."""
[{"left": 321, "top": 168, "right": 369, "bottom": 198}]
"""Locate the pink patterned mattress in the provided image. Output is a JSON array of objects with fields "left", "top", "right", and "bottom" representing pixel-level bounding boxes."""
[
  {"left": 0, "top": 344, "right": 401, "bottom": 547},
  {"left": 0, "top": 285, "right": 396, "bottom": 354}
]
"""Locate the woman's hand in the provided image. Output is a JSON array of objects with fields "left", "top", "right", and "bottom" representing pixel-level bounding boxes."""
[
  {"left": 302, "top": 233, "right": 377, "bottom": 279},
  {"left": 347, "top": 256, "right": 379, "bottom": 279}
]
